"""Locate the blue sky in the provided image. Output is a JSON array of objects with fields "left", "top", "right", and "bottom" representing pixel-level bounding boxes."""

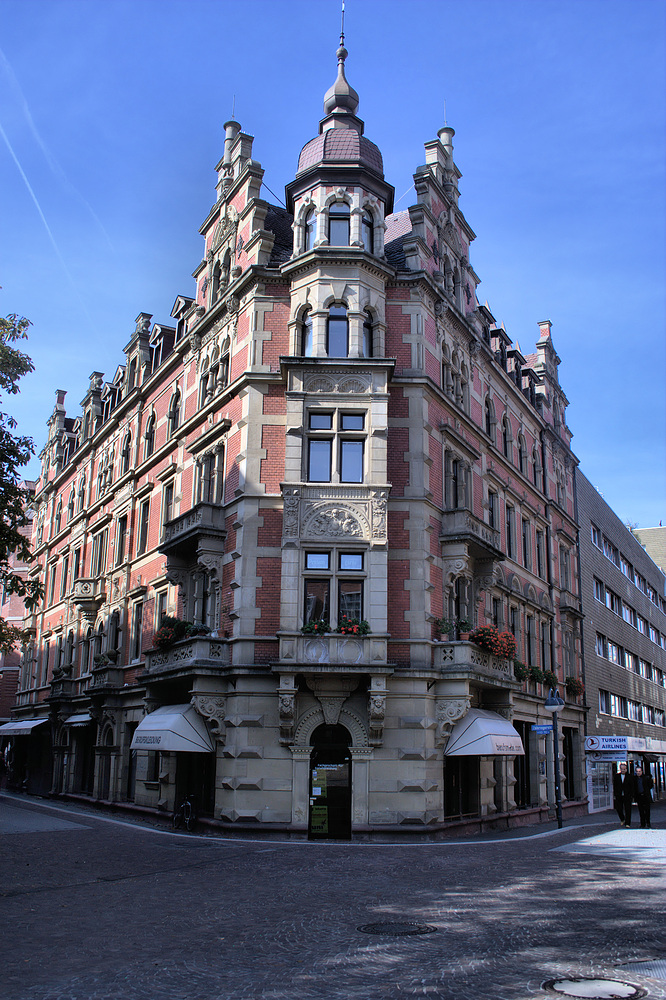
[{"left": 1, "top": 0, "right": 664, "bottom": 528}]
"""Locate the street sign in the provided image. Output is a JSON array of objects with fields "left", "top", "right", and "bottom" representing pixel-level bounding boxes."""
[
  {"left": 532, "top": 725, "right": 553, "bottom": 734},
  {"left": 585, "top": 736, "right": 627, "bottom": 752}
]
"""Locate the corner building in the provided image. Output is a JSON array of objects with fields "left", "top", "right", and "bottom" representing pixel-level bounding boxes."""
[{"left": 12, "top": 43, "right": 587, "bottom": 836}]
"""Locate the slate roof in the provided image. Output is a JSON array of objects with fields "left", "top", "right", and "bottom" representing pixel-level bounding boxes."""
[
  {"left": 384, "top": 210, "right": 412, "bottom": 270},
  {"left": 266, "top": 204, "right": 294, "bottom": 266},
  {"left": 297, "top": 130, "right": 383, "bottom": 176}
]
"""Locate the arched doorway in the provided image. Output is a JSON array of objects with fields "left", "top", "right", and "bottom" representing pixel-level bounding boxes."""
[{"left": 309, "top": 724, "right": 351, "bottom": 840}]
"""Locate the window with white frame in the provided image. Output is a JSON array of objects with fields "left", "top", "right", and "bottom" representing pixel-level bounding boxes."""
[
  {"left": 361, "top": 209, "right": 374, "bottom": 253},
  {"left": 306, "top": 410, "right": 365, "bottom": 484},
  {"left": 610, "top": 693, "right": 628, "bottom": 718},
  {"left": 591, "top": 523, "right": 601, "bottom": 548},
  {"left": 607, "top": 640, "right": 620, "bottom": 664},
  {"left": 595, "top": 633, "right": 606, "bottom": 657},
  {"left": 593, "top": 578, "right": 604, "bottom": 602},
  {"left": 304, "top": 207, "right": 316, "bottom": 252},
  {"left": 328, "top": 201, "right": 350, "bottom": 246},
  {"left": 326, "top": 304, "right": 349, "bottom": 357},
  {"left": 598, "top": 689, "right": 611, "bottom": 714},
  {"left": 302, "top": 549, "right": 366, "bottom": 629}
]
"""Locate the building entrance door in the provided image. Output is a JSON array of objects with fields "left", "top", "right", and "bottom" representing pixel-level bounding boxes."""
[{"left": 308, "top": 724, "right": 351, "bottom": 840}]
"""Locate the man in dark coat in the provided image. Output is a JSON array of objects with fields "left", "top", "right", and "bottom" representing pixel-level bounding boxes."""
[
  {"left": 633, "top": 765, "right": 654, "bottom": 829},
  {"left": 613, "top": 762, "right": 635, "bottom": 827}
]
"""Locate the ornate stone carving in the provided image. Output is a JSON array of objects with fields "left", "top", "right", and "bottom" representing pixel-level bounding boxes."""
[
  {"left": 368, "top": 675, "right": 387, "bottom": 746},
  {"left": 435, "top": 697, "right": 471, "bottom": 746},
  {"left": 191, "top": 695, "right": 226, "bottom": 740},
  {"left": 304, "top": 505, "right": 364, "bottom": 539},
  {"left": 303, "top": 371, "right": 371, "bottom": 394},
  {"left": 277, "top": 675, "right": 297, "bottom": 744}
]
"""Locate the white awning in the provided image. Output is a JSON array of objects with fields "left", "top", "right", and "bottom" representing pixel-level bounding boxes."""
[
  {"left": 445, "top": 709, "right": 524, "bottom": 756},
  {"left": 64, "top": 713, "right": 92, "bottom": 727},
  {"left": 130, "top": 704, "right": 215, "bottom": 753},
  {"left": 0, "top": 718, "right": 48, "bottom": 736}
]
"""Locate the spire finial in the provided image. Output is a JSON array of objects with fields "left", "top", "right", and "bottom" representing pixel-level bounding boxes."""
[{"left": 323, "top": 0, "right": 359, "bottom": 117}]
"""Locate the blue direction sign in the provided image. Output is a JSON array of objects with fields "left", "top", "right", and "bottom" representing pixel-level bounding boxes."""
[{"left": 532, "top": 724, "right": 553, "bottom": 734}]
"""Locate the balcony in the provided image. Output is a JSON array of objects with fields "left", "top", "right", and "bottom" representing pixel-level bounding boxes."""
[
  {"left": 278, "top": 633, "right": 389, "bottom": 672},
  {"left": 85, "top": 663, "right": 124, "bottom": 693},
  {"left": 559, "top": 590, "right": 583, "bottom": 618},
  {"left": 144, "top": 636, "right": 230, "bottom": 676},
  {"left": 71, "top": 578, "right": 106, "bottom": 623},
  {"left": 440, "top": 510, "right": 503, "bottom": 561},
  {"left": 160, "top": 502, "right": 226, "bottom": 556},
  {"left": 434, "top": 640, "right": 515, "bottom": 688}
]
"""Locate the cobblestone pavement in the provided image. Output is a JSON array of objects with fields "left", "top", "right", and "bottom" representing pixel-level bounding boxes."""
[{"left": 1, "top": 793, "right": 665, "bottom": 1000}]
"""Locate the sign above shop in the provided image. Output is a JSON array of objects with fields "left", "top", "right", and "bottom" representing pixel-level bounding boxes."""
[{"left": 585, "top": 736, "right": 627, "bottom": 752}]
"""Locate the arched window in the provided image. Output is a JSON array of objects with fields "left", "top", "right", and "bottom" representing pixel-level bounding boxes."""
[
  {"left": 328, "top": 202, "right": 350, "bottom": 246},
  {"left": 211, "top": 261, "right": 221, "bottom": 304},
  {"left": 127, "top": 357, "right": 137, "bottom": 390},
  {"left": 144, "top": 413, "right": 155, "bottom": 459},
  {"left": 121, "top": 433, "right": 131, "bottom": 475},
  {"left": 362, "top": 311, "right": 373, "bottom": 358},
  {"left": 502, "top": 417, "right": 511, "bottom": 459},
  {"left": 327, "top": 305, "right": 348, "bottom": 357},
  {"left": 54, "top": 499, "right": 62, "bottom": 535},
  {"left": 518, "top": 436, "right": 527, "bottom": 475},
  {"left": 532, "top": 447, "right": 540, "bottom": 488},
  {"left": 199, "top": 362, "right": 210, "bottom": 408},
  {"left": 460, "top": 364, "right": 470, "bottom": 414},
  {"left": 362, "top": 209, "right": 374, "bottom": 253},
  {"left": 304, "top": 208, "right": 316, "bottom": 252},
  {"left": 168, "top": 390, "right": 181, "bottom": 437},
  {"left": 484, "top": 398, "right": 493, "bottom": 438},
  {"left": 80, "top": 627, "right": 93, "bottom": 676},
  {"left": 108, "top": 610, "right": 120, "bottom": 653},
  {"left": 301, "top": 309, "right": 314, "bottom": 356},
  {"left": 65, "top": 630, "right": 75, "bottom": 668},
  {"left": 77, "top": 477, "right": 86, "bottom": 513},
  {"left": 67, "top": 490, "right": 75, "bottom": 523},
  {"left": 221, "top": 250, "right": 231, "bottom": 288}
]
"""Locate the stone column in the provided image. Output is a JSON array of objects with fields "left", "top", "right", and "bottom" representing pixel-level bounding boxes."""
[
  {"left": 350, "top": 747, "right": 372, "bottom": 828},
  {"left": 291, "top": 746, "right": 312, "bottom": 830}
]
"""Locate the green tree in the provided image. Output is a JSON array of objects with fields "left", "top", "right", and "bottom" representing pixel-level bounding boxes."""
[{"left": 0, "top": 311, "right": 42, "bottom": 652}]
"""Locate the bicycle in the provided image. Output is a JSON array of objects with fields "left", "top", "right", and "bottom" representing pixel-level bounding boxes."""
[{"left": 173, "top": 794, "right": 197, "bottom": 832}]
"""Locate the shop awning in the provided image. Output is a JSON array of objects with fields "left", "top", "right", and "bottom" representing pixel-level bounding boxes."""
[
  {"left": 64, "top": 714, "right": 92, "bottom": 727},
  {"left": 0, "top": 718, "right": 48, "bottom": 736},
  {"left": 444, "top": 709, "right": 524, "bottom": 756},
  {"left": 130, "top": 704, "right": 215, "bottom": 753}
]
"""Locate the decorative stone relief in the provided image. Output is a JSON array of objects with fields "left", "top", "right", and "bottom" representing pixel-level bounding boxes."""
[
  {"left": 303, "top": 371, "right": 372, "bottom": 394},
  {"left": 278, "top": 675, "right": 297, "bottom": 744},
  {"left": 303, "top": 505, "right": 365, "bottom": 539},
  {"left": 435, "top": 697, "right": 471, "bottom": 746},
  {"left": 368, "top": 675, "right": 387, "bottom": 746},
  {"left": 191, "top": 695, "right": 226, "bottom": 739}
]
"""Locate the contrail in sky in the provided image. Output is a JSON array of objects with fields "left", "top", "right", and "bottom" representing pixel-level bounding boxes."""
[
  {"left": 0, "top": 120, "right": 94, "bottom": 325},
  {"left": 0, "top": 45, "right": 114, "bottom": 251}
]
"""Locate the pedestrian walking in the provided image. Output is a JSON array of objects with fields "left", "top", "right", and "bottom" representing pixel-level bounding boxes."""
[
  {"left": 633, "top": 765, "right": 654, "bottom": 829},
  {"left": 613, "top": 762, "right": 635, "bottom": 827}
]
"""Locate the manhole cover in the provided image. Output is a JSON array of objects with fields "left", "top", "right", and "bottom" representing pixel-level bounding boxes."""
[
  {"left": 542, "top": 977, "right": 647, "bottom": 999},
  {"left": 357, "top": 921, "right": 437, "bottom": 936}
]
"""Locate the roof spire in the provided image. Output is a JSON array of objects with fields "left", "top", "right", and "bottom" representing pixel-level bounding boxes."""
[{"left": 323, "top": 1, "right": 359, "bottom": 117}]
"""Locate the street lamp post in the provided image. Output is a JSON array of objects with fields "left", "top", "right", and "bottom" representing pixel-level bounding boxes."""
[{"left": 544, "top": 688, "right": 565, "bottom": 829}]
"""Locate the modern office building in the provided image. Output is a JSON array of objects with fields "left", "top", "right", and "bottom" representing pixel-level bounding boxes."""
[
  {"left": 1, "top": 38, "right": 588, "bottom": 836},
  {"left": 576, "top": 471, "right": 666, "bottom": 810}
]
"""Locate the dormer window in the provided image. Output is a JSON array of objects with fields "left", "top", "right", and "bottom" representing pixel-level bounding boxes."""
[
  {"left": 362, "top": 210, "right": 374, "bottom": 253},
  {"left": 329, "top": 202, "right": 350, "bottom": 246},
  {"left": 304, "top": 208, "right": 316, "bottom": 252},
  {"left": 327, "top": 305, "right": 348, "bottom": 357}
]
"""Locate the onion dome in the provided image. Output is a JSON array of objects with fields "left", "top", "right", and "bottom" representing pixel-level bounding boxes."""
[{"left": 323, "top": 42, "right": 359, "bottom": 116}]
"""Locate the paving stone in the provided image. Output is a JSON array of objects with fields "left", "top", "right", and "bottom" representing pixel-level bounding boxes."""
[{"left": 1, "top": 794, "right": 665, "bottom": 1000}]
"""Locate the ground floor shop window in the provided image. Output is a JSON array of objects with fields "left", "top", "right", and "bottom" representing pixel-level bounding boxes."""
[
  {"left": 444, "top": 757, "right": 479, "bottom": 819},
  {"left": 562, "top": 727, "right": 577, "bottom": 800},
  {"left": 513, "top": 721, "right": 534, "bottom": 808}
]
